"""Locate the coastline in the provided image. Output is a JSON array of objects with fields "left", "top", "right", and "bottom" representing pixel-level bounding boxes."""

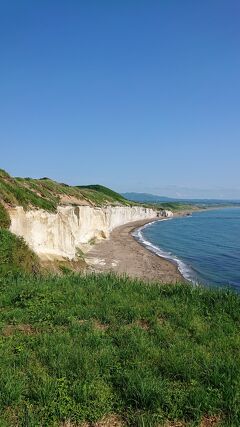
[{"left": 86, "top": 217, "right": 186, "bottom": 283}]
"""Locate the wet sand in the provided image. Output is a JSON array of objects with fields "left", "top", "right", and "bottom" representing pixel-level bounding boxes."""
[{"left": 86, "top": 218, "right": 185, "bottom": 283}]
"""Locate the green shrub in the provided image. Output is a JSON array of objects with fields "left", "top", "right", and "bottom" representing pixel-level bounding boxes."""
[
  {"left": 0, "top": 229, "right": 39, "bottom": 276},
  {"left": 0, "top": 203, "right": 10, "bottom": 229},
  {"left": 58, "top": 264, "right": 72, "bottom": 275}
]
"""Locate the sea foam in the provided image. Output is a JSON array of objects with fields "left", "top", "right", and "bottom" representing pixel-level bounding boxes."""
[{"left": 132, "top": 219, "right": 196, "bottom": 283}]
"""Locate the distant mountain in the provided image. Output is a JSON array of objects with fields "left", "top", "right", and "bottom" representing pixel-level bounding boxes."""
[
  {"left": 121, "top": 192, "right": 177, "bottom": 203},
  {"left": 121, "top": 192, "right": 240, "bottom": 207}
]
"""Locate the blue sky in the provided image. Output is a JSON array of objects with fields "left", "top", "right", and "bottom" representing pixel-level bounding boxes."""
[{"left": 1, "top": 1, "right": 240, "bottom": 198}]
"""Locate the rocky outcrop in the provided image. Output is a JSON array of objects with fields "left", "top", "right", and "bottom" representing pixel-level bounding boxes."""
[
  {"left": 162, "top": 209, "right": 174, "bottom": 218},
  {"left": 9, "top": 205, "right": 158, "bottom": 260}
]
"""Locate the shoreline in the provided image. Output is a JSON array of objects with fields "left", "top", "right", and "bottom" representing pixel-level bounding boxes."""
[
  {"left": 86, "top": 217, "right": 186, "bottom": 283},
  {"left": 132, "top": 218, "right": 195, "bottom": 283}
]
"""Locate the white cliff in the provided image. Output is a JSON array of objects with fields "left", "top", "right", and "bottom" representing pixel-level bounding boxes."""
[
  {"left": 162, "top": 209, "right": 174, "bottom": 218},
  {"left": 9, "top": 205, "right": 158, "bottom": 260}
]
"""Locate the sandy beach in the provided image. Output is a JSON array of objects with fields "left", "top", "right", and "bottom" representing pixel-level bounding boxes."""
[{"left": 86, "top": 218, "right": 185, "bottom": 283}]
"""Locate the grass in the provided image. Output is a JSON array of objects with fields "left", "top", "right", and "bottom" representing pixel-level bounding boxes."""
[
  {"left": 0, "top": 202, "right": 10, "bottom": 229},
  {"left": 139, "top": 201, "right": 200, "bottom": 214},
  {"left": 77, "top": 185, "right": 132, "bottom": 206},
  {"left": 0, "top": 229, "right": 40, "bottom": 276},
  {"left": 158, "top": 202, "right": 198, "bottom": 212},
  {"left": 0, "top": 169, "right": 131, "bottom": 212},
  {"left": 0, "top": 273, "right": 239, "bottom": 426}
]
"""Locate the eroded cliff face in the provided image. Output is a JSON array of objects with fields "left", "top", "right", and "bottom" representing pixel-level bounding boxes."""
[{"left": 9, "top": 206, "right": 157, "bottom": 260}]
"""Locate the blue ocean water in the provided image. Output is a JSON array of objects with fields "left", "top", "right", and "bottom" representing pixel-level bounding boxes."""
[{"left": 135, "top": 208, "right": 240, "bottom": 291}]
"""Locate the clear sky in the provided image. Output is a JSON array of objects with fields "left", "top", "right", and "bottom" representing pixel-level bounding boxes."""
[{"left": 1, "top": 1, "right": 240, "bottom": 198}]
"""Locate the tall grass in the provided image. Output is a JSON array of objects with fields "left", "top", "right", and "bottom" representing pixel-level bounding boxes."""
[
  {"left": 0, "top": 202, "right": 10, "bottom": 229},
  {"left": 0, "top": 273, "right": 239, "bottom": 426},
  {"left": 0, "top": 229, "right": 39, "bottom": 276}
]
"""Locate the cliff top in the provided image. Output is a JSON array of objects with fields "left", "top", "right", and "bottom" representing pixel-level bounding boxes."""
[{"left": 0, "top": 169, "right": 132, "bottom": 212}]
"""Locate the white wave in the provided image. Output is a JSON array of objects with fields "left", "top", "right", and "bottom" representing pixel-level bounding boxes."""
[{"left": 132, "top": 219, "right": 197, "bottom": 284}]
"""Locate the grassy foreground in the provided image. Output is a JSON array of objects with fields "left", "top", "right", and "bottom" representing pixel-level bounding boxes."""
[{"left": 0, "top": 273, "right": 239, "bottom": 426}]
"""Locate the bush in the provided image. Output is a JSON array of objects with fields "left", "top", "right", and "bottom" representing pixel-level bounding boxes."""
[
  {"left": 0, "top": 229, "right": 39, "bottom": 276},
  {"left": 0, "top": 203, "right": 10, "bottom": 229}
]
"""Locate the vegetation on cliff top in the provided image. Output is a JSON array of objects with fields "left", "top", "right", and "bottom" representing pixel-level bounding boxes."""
[
  {"left": 77, "top": 184, "right": 129, "bottom": 205},
  {"left": 0, "top": 169, "right": 131, "bottom": 211},
  {"left": 0, "top": 168, "right": 196, "bottom": 214},
  {"left": 0, "top": 272, "right": 239, "bottom": 426},
  {"left": 146, "top": 201, "right": 199, "bottom": 212}
]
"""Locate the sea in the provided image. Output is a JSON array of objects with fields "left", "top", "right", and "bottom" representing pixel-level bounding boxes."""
[{"left": 133, "top": 208, "right": 240, "bottom": 291}]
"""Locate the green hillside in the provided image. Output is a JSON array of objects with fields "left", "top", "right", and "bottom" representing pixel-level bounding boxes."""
[
  {"left": 77, "top": 184, "right": 128, "bottom": 205},
  {"left": 0, "top": 169, "right": 131, "bottom": 213}
]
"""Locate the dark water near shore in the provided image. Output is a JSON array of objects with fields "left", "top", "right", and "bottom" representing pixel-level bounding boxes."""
[{"left": 137, "top": 208, "right": 240, "bottom": 291}]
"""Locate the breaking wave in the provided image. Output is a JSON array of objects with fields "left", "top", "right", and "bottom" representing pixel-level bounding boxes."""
[{"left": 132, "top": 219, "right": 197, "bottom": 283}]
